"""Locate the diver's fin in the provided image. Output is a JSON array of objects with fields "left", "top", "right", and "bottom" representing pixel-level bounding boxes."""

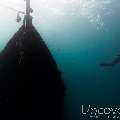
[{"left": 100, "top": 63, "right": 114, "bottom": 67}]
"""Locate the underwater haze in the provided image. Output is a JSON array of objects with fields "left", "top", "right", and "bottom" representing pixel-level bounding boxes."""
[{"left": 0, "top": 0, "right": 120, "bottom": 120}]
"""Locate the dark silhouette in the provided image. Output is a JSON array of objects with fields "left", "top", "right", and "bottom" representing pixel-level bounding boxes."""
[
  {"left": 0, "top": 25, "right": 65, "bottom": 120},
  {"left": 0, "top": 1, "right": 65, "bottom": 119},
  {"left": 100, "top": 63, "right": 114, "bottom": 67},
  {"left": 100, "top": 55, "right": 120, "bottom": 67}
]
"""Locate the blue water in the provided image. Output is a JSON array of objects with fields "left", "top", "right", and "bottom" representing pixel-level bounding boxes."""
[{"left": 0, "top": 0, "right": 120, "bottom": 119}]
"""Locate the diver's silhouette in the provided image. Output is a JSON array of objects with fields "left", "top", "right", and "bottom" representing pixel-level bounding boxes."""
[{"left": 100, "top": 55, "right": 120, "bottom": 67}]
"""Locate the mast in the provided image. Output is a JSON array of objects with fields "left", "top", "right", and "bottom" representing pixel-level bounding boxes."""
[
  {"left": 0, "top": 0, "right": 33, "bottom": 28},
  {"left": 25, "top": 0, "right": 32, "bottom": 29}
]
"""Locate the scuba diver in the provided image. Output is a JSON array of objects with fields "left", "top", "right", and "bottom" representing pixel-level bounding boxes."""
[{"left": 100, "top": 54, "right": 120, "bottom": 67}]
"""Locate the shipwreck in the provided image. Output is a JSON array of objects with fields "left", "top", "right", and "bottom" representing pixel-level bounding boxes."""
[{"left": 0, "top": 0, "right": 65, "bottom": 120}]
